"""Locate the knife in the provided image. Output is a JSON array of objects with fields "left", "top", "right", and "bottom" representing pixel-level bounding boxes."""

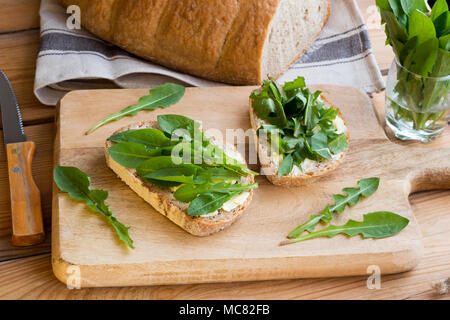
[{"left": 0, "top": 70, "right": 45, "bottom": 246}]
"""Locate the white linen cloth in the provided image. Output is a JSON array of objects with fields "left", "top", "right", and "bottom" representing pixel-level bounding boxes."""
[{"left": 34, "top": 0, "right": 385, "bottom": 105}]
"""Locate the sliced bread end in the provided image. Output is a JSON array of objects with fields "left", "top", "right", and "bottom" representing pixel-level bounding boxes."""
[{"left": 261, "top": 0, "right": 331, "bottom": 81}]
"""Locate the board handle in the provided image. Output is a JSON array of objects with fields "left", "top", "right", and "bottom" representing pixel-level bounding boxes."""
[
  {"left": 408, "top": 147, "right": 450, "bottom": 193},
  {"left": 6, "top": 141, "right": 45, "bottom": 246}
]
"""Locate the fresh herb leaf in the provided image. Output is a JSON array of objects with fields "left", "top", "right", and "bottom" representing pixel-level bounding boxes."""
[
  {"left": 174, "top": 182, "right": 258, "bottom": 203},
  {"left": 288, "top": 177, "right": 380, "bottom": 238},
  {"left": 431, "top": 0, "right": 449, "bottom": 22},
  {"left": 439, "top": 34, "right": 450, "bottom": 50},
  {"left": 251, "top": 98, "right": 278, "bottom": 124},
  {"left": 53, "top": 166, "right": 134, "bottom": 248},
  {"left": 187, "top": 191, "right": 240, "bottom": 216},
  {"left": 433, "top": 11, "right": 450, "bottom": 37},
  {"left": 328, "top": 133, "right": 349, "bottom": 154},
  {"left": 381, "top": 10, "right": 408, "bottom": 53},
  {"left": 136, "top": 156, "right": 201, "bottom": 177},
  {"left": 108, "top": 128, "right": 174, "bottom": 147},
  {"left": 311, "top": 131, "right": 332, "bottom": 159},
  {"left": 278, "top": 153, "right": 294, "bottom": 177},
  {"left": 408, "top": 10, "right": 436, "bottom": 46},
  {"left": 388, "top": 0, "right": 409, "bottom": 26},
  {"left": 283, "top": 76, "right": 306, "bottom": 91},
  {"left": 157, "top": 114, "right": 202, "bottom": 141},
  {"left": 377, "top": 1, "right": 449, "bottom": 131},
  {"left": 107, "top": 142, "right": 162, "bottom": 168},
  {"left": 400, "top": 0, "right": 427, "bottom": 16},
  {"left": 86, "top": 83, "right": 185, "bottom": 135},
  {"left": 251, "top": 77, "right": 348, "bottom": 177},
  {"left": 280, "top": 211, "right": 409, "bottom": 245}
]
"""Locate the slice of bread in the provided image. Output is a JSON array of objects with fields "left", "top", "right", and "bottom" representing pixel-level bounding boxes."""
[
  {"left": 261, "top": 0, "right": 331, "bottom": 81},
  {"left": 105, "top": 121, "right": 255, "bottom": 236},
  {"left": 249, "top": 96, "right": 349, "bottom": 187}
]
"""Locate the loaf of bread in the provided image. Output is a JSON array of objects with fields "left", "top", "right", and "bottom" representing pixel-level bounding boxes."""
[
  {"left": 61, "top": 0, "right": 330, "bottom": 84},
  {"left": 105, "top": 121, "right": 255, "bottom": 236}
]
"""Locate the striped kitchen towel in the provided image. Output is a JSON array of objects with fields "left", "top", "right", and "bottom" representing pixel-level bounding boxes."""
[{"left": 34, "top": 0, "right": 385, "bottom": 106}]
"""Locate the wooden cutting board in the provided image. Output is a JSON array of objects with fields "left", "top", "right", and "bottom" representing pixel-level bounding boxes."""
[{"left": 52, "top": 85, "right": 450, "bottom": 288}]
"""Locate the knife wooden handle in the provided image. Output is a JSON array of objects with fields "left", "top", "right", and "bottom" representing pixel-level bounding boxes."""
[{"left": 6, "top": 141, "right": 45, "bottom": 246}]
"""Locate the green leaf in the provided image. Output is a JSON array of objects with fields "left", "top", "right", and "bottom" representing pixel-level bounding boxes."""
[
  {"left": 422, "top": 48, "right": 450, "bottom": 111},
  {"left": 303, "top": 91, "right": 316, "bottom": 131},
  {"left": 86, "top": 83, "right": 185, "bottom": 134},
  {"left": 198, "top": 166, "right": 243, "bottom": 181},
  {"left": 407, "top": 38, "right": 439, "bottom": 76},
  {"left": 399, "top": 36, "right": 418, "bottom": 63},
  {"left": 400, "top": 0, "right": 428, "bottom": 16},
  {"left": 408, "top": 10, "right": 436, "bottom": 45},
  {"left": 433, "top": 11, "right": 450, "bottom": 37},
  {"left": 283, "top": 135, "right": 304, "bottom": 150},
  {"left": 107, "top": 142, "right": 161, "bottom": 168},
  {"left": 136, "top": 156, "right": 201, "bottom": 177},
  {"left": 280, "top": 211, "right": 409, "bottom": 245},
  {"left": 108, "top": 128, "right": 174, "bottom": 147},
  {"left": 174, "top": 182, "right": 257, "bottom": 203},
  {"left": 278, "top": 154, "right": 294, "bottom": 177},
  {"left": 328, "top": 133, "right": 348, "bottom": 154},
  {"left": 287, "top": 177, "right": 380, "bottom": 238},
  {"left": 157, "top": 114, "right": 201, "bottom": 140},
  {"left": 311, "top": 131, "right": 332, "bottom": 159},
  {"left": 250, "top": 79, "right": 288, "bottom": 126},
  {"left": 273, "top": 99, "right": 288, "bottom": 127},
  {"left": 439, "top": 34, "right": 450, "bottom": 50},
  {"left": 187, "top": 191, "right": 240, "bottom": 216},
  {"left": 388, "top": 0, "right": 409, "bottom": 26},
  {"left": 251, "top": 77, "right": 345, "bottom": 171},
  {"left": 143, "top": 167, "right": 200, "bottom": 184},
  {"left": 376, "top": 0, "right": 392, "bottom": 12},
  {"left": 431, "top": 0, "right": 449, "bottom": 21},
  {"left": 432, "top": 48, "right": 450, "bottom": 77},
  {"left": 333, "top": 177, "right": 380, "bottom": 212},
  {"left": 381, "top": 10, "right": 408, "bottom": 53},
  {"left": 389, "top": 0, "right": 404, "bottom": 17},
  {"left": 283, "top": 76, "right": 306, "bottom": 92},
  {"left": 251, "top": 98, "right": 278, "bottom": 123},
  {"left": 53, "top": 166, "right": 134, "bottom": 248}
]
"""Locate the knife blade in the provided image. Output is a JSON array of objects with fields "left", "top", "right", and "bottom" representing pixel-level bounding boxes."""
[
  {"left": 0, "top": 70, "right": 45, "bottom": 246},
  {"left": 0, "top": 70, "right": 26, "bottom": 144}
]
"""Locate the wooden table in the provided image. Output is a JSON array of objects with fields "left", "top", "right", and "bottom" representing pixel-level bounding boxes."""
[{"left": 0, "top": 0, "right": 448, "bottom": 300}]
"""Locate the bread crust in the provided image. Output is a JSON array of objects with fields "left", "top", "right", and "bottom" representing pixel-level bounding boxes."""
[
  {"left": 60, "top": 0, "right": 330, "bottom": 85},
  {"left": 104, "top": 121, "right": 255, "bottom": 236},
  {"left": 249, "top": 95, "right": 349, "bottom": 187}
]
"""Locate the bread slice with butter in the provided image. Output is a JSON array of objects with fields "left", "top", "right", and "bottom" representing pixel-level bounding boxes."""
[
  {"left": 105, "top": 121, "right": 255, "bottom": 236},
  {"left": 250, "top": 95, "right": 349, "bottom": 187}
]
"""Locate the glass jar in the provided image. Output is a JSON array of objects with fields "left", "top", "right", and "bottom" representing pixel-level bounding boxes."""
[{"left": 385, "top": 58, "right": 450, "bottom": 143}]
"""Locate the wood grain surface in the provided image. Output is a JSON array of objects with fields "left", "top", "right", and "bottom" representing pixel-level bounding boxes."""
[
  {"left": 52, "top": 85, "right": 449, "bottom": 287},
  {"left": 0, "top": 0, "right": 40, "bottom": 33},
  {"left": 0, "top": 0, "right": 448, "bottom": 299}
]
